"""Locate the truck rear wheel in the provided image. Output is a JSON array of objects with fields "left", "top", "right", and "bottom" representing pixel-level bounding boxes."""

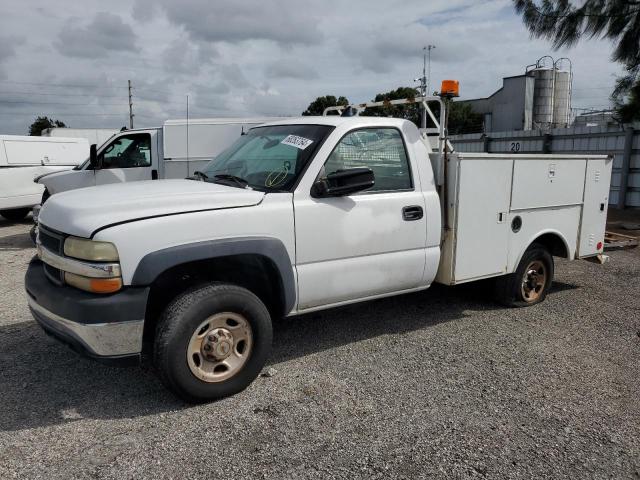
[
  {"left": 494, "top": 243, "right": 554, "bottom": 307},
  {"left": 154, "top": 283, "right": 272, "bottom": 403},
  {"left": 0, "top": 208, "right": 30, "bottom": 222}
]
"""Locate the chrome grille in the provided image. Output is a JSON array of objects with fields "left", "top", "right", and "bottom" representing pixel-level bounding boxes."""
[
  {"left": 38, "top": 225, "right": 64, "bottom": 255},
  {"left": 38, "top": 225, "right": 66, "bottom": 285}
]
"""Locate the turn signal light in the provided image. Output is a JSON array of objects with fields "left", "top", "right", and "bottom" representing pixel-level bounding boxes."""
[
  {"left": 65, "top": 272, "right": 122, "bottom": 294},
  {"left": 89, "top": 278, "right": 123, "bottom": 294},
  {"left": 440, "top": 80, "right": 460, "bottom": 97}
]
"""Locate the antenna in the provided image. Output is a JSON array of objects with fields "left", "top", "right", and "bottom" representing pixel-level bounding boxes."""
[
  {"left": 415, "top": 45, "right": 435, "bottom": 128},
  {"left": 426, "top": 45, "right": 435, "bottom": 95},
  {"left": 186, "top": 94, "right": 190, "bottom": 176}
]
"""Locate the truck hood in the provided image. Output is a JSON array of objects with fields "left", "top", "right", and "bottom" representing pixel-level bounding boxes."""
[{"left": 38, "top": 179, "right": 265, "bottom": 237}]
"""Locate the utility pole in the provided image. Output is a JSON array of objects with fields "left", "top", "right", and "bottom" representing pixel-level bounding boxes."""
[
  {"left": 128, "top": 79, "right": 134, "bottom": 129},
  {"left": 426, "top": 45, "right": 435, "bottom": 95},
  {"left": 416, "top": 45, "right": 435, "bottom": 128}
]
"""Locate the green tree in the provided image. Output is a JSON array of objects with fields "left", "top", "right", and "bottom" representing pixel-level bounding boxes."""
[
  {"left": 363, "top": 86, "right": 484, "bottom": 133},
  {"left": 447, "top": 102, "right": 484, "bottom": 135},
  {"left": 28, "top": 116, "right": 67, "bottom": 136},
  {"left": 302, "top": 95, "right": 349, "bottom": 116},
  {"left": 513, "top": 0, "right": 640, "bottom": 122},
  {"left": 363, "top": 86, "right": 421, "bottom": 125}
]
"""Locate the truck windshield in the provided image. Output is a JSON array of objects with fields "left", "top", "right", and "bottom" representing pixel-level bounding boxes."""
[{"left": 200, "top": 124, "right": 334, "bottom": 191}]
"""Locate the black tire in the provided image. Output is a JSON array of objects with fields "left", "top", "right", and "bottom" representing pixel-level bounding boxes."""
[
  {"left": 0, "top": 208, "right": 30, "bottom": 222},
  {"left": 154, "top": 282, "right": 272, "bottom": 403},
  {"left": 29, "top": 225, "right": 38, "bottom": 245},
  {"left": 494, "top": 243, "right": 554, "bottom": 307}
]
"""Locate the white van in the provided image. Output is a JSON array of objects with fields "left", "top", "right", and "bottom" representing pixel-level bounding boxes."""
[
  {"left": 36, "top": 118, "right": 280, "bottom": 199},
  {"left": 41, "top": 127, "right": 119, "bottom": 147},
  {"left": 0, "top": 135, "right": 89, "bottom": 221}
]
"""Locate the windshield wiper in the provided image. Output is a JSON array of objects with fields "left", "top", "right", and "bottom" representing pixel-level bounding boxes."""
[
  {"left": 187, "top": 170, "right": 209, "bottom": 181},
  {"left": 212, "top": 173, "right": 250, "bottom": 189}
]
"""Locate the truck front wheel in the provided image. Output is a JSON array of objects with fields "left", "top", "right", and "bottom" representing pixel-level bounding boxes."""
[
  {"left": 154, "top": 283, "right": 272, "bottom": 403},
  {"left": 494, "top": 243, "right": 554, "bottom": 307}
]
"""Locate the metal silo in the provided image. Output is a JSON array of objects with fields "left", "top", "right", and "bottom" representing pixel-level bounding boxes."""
[
  {"left": 529, "top": 56, "right": 555, "bottom": 128},
  {"left": 552, "top": 58, "right": 572, "bottom": 127}
]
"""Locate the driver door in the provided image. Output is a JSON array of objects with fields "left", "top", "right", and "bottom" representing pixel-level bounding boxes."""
[
  {"left": 294, "top": 127, "right": 427, "bottom": 310},
  {"left": 95, "top": 131, "right": 157, "bottom": 185}
]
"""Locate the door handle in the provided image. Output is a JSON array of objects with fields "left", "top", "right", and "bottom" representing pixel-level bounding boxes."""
[{"left": 402, "top": 205, "right": 423, "bottom": 221}]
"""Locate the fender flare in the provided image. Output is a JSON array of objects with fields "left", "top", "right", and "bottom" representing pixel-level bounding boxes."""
[
  {"left": 513, "top": 229, "right": 572, "bottom": 270},
  {"left": 131, "top": 236, "right": 296, "bottom": 314}
]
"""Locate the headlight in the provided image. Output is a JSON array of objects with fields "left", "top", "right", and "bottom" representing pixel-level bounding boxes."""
[
  {"left": 64, "top": 272, "right": 122, "bottom": 294},
  {"left": 64, "top": 236, "right": 119, "bottom": 262}
]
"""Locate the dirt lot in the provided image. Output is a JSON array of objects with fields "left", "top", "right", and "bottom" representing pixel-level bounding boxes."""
[{"left": 0, "top": 214, "right": 638, "bottom": 479}]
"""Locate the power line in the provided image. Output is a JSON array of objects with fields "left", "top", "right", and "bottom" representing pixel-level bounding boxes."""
[
  {"left": 0, "top": 80, "right": 127, "bottom": 89},
  {"left": 0, "top": 90, "right": 127, "bottom": 98},
  {"left": 134, "top": 86, "right": 175, "bottom": 95},
  {"left": 0, "top": 100, "right": 126, "bottom": 106},
  {"left": 0, "top": 112, "right": 127, "bottom": 117},
  {"left": 0, "top": 93, "right": 191, "bottom": 107}
]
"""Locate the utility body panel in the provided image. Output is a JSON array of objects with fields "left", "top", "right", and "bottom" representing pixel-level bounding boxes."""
[
  {"left": 0, "top": 135, "right": 89, "bottom": 211},
  {"left": 435, "top": 153, "right": 613, "bottom": 285}
]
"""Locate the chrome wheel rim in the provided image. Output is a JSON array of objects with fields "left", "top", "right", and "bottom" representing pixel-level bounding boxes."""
[
  {"left": 521, "top": 260, "right": 547, "bottom": 303},
  {"left": 187, "top": 312, "right": 253, "bottom": 383}
]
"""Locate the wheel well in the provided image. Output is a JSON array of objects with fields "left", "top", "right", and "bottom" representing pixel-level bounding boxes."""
[
  {"left": 531, "top": 233, "right": 569, "bottom": 258},
  {"left": 142, "top": 254, "right": 286, "bottom": 342}
]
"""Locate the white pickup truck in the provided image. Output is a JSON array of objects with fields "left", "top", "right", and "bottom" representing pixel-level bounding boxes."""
[{"left": 25, "top": 96, "right": 612, "bottom": 402}]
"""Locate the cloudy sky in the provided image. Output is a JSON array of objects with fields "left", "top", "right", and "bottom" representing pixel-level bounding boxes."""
[{"left": 0, "top": 0, "right": 623, "bottom": 135}]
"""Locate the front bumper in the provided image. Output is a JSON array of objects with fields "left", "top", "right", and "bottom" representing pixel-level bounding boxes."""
[{"left": 25, "top": 257, "right": 149, "bottom": 366}]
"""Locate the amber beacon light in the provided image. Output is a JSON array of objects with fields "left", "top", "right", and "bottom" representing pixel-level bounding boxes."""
[{"left": 440, "top": 80, "right": 460, "bottom": 98}]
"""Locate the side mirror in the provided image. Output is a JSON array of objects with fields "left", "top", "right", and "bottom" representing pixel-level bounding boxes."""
[
  {"left": 89, "top": 144, "right": 100, "bottom": 169},
  {"left": 311, "top": 167, "right": 375, "bottom": 198}
]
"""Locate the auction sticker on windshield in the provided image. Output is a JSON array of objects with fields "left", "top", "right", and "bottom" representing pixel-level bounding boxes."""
[{"left": 281, "top": 135, "right": 314, "bottom": 150}]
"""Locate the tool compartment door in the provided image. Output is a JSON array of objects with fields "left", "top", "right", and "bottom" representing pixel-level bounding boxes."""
[
  {"left": 453, "top": 158, "right": 512, "bottom": 281},
  {"left": 511, "top": 158, "right": 586, "bottom": 210},
  {"left": 578, "top": 157, "right": 613, "bottom": 257}
]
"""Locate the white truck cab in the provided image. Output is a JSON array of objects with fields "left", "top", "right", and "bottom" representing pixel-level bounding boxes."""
[
  {"left": 36, "top": 118, "right": 279, "bottom": 198},
  {"left": 25, "top": 96, "right": 612, "bottom": 402}
]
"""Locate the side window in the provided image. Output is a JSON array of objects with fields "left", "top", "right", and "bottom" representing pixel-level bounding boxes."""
[
  {"left": 100, "top": 134, "right": 151, "bottom": 169},
  {"left": 324, "top": 128, "right": 412, "bottom": 192}
]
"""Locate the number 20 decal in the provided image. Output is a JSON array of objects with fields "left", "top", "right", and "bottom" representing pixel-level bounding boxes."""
[{"left": 510, "top": 142, "right": 521, "bottom": 152}]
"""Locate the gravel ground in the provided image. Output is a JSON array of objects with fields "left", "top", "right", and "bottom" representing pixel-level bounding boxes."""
[{"left": 0, "top": 215, "right": 638, "bottom": 479}]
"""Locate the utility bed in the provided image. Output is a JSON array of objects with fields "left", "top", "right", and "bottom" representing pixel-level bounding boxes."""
[{"left": 434, "top": 153, "right": 612, "bottom": 284}]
